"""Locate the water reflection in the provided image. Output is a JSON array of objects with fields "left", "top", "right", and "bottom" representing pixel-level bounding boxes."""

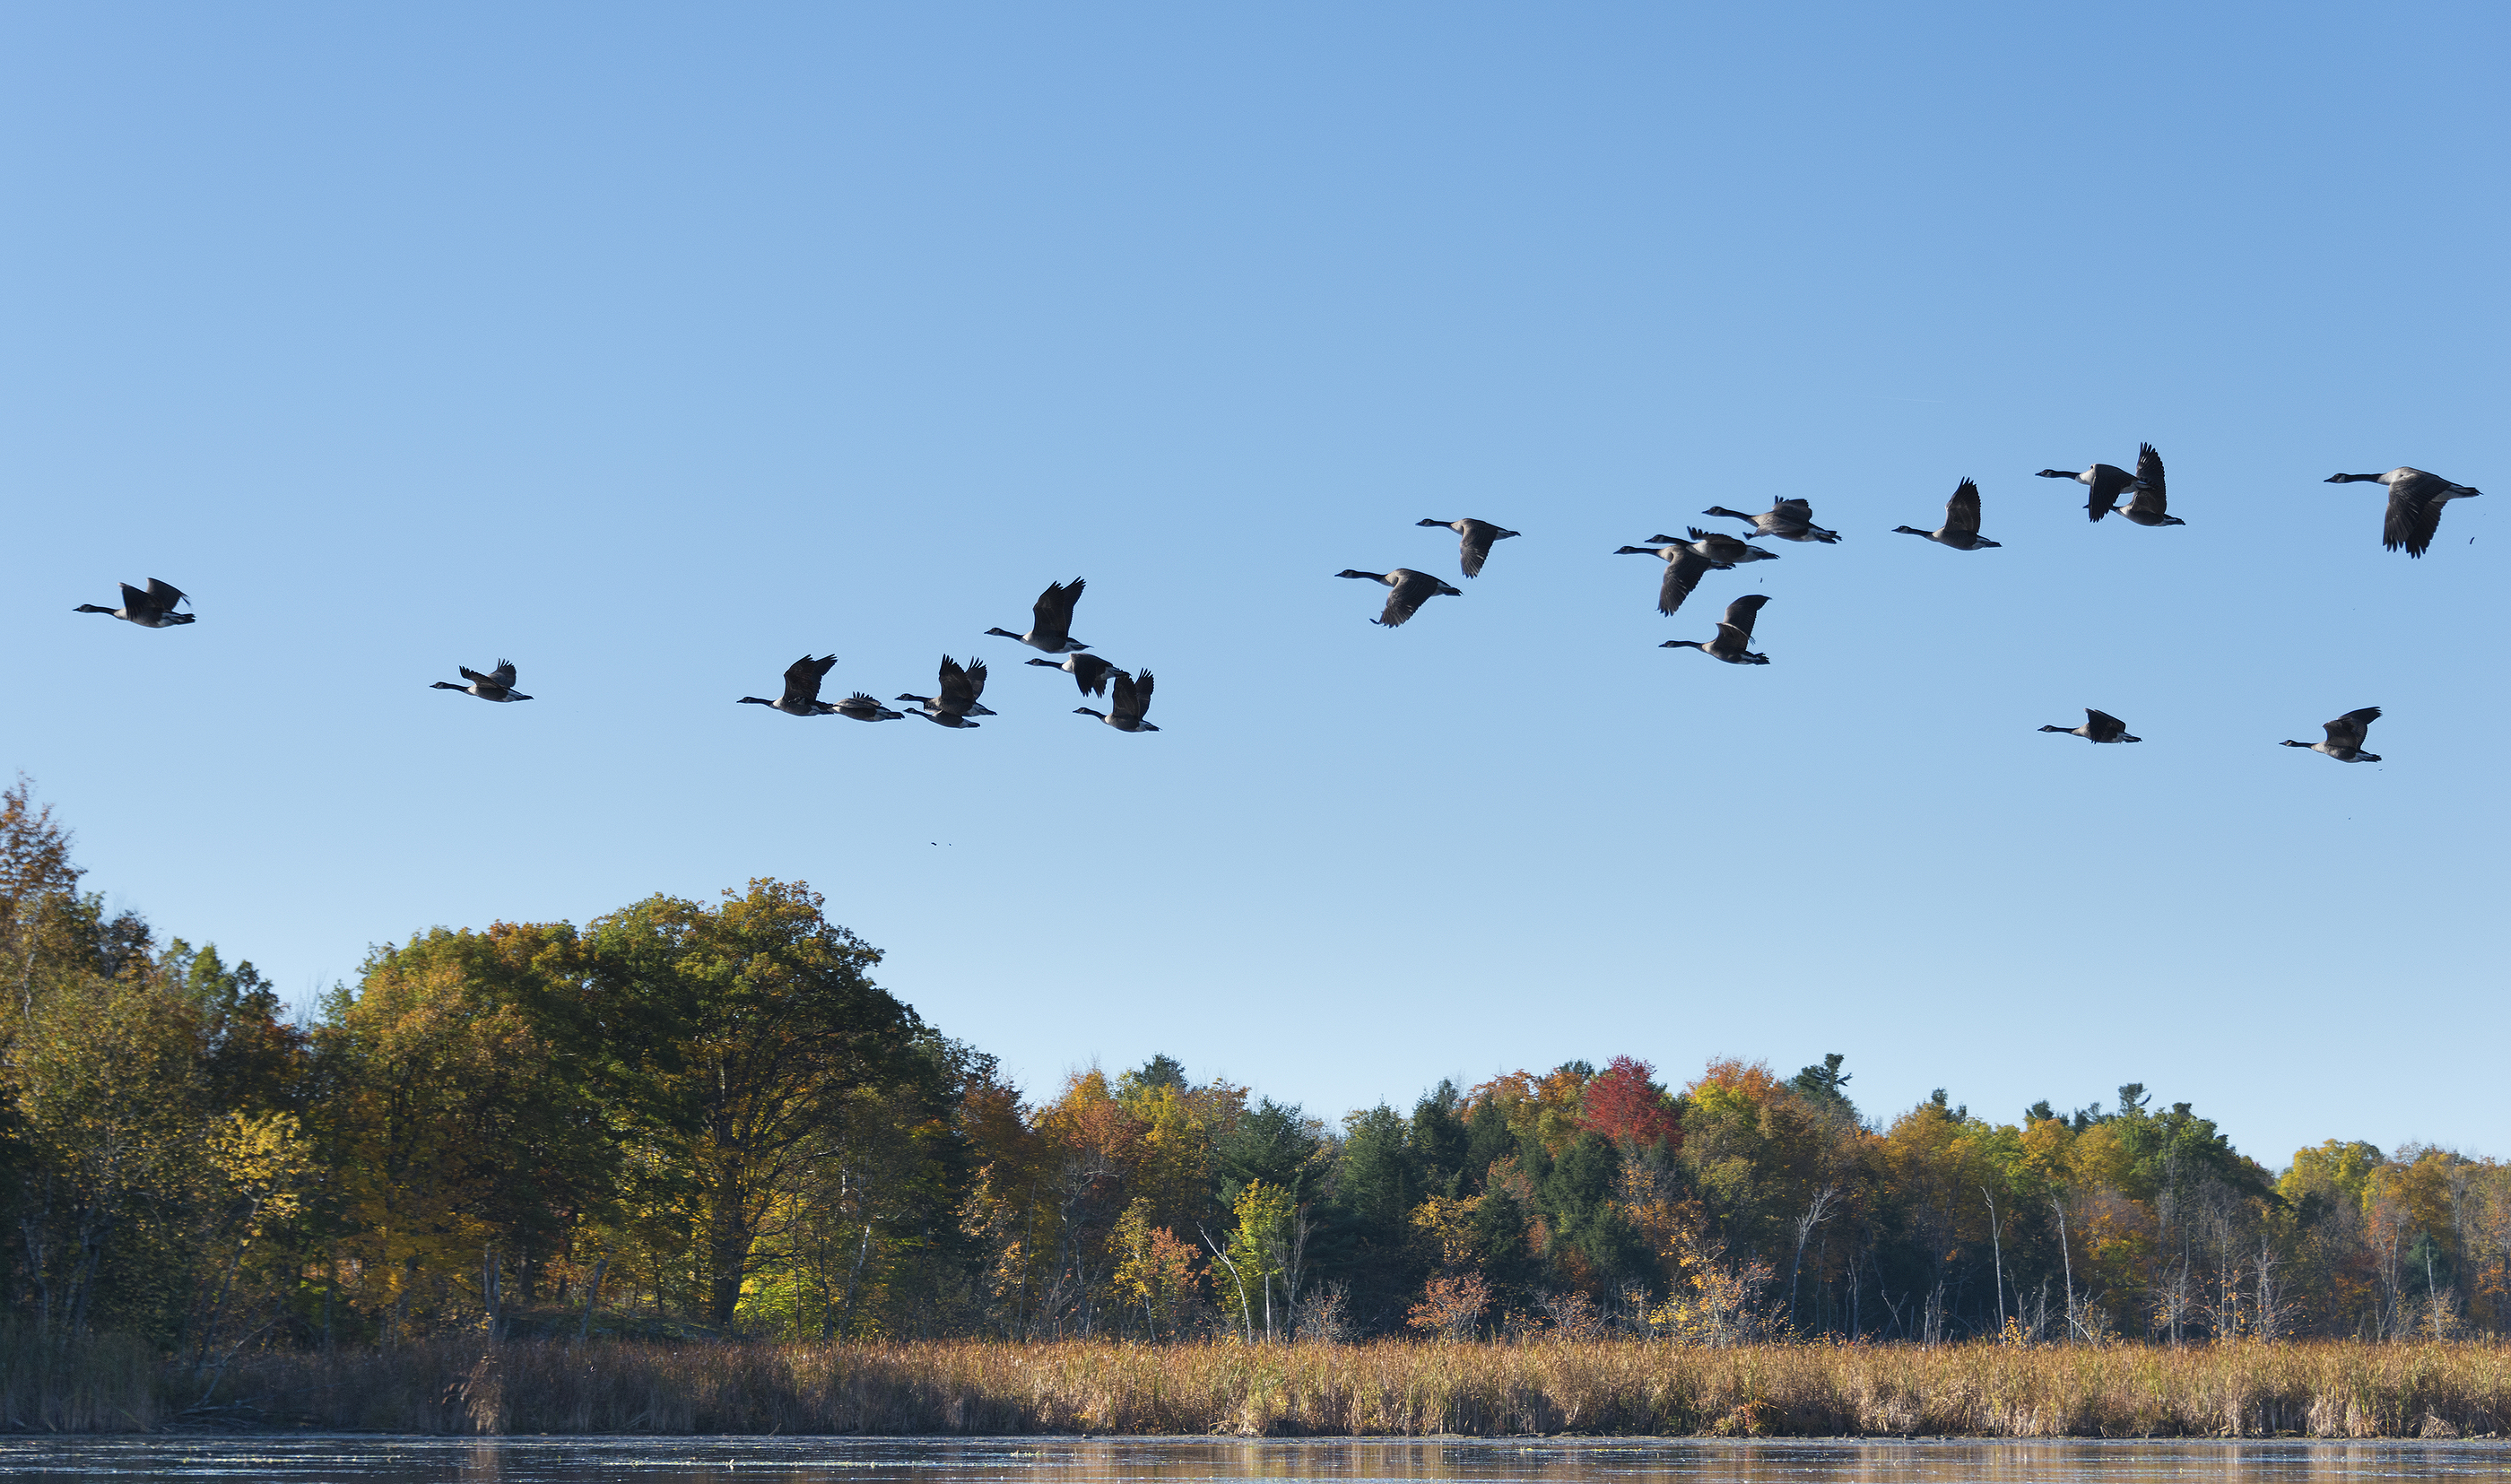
[{"left": 0, "top": 1436, "right": 2499, "bottom": 1484}]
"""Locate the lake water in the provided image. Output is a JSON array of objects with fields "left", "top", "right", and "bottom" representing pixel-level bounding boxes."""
[{"left": 0, "top": 1437, "right": 2503, "bottom": 1484}]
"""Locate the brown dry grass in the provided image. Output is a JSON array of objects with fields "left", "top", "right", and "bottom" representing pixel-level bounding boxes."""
[
  {"left": 0, "top": 1326, "right": 164, "bottom": 1432},
  {"left": 195, "top": 1338, "right": 2511, "bottom": 1438}
]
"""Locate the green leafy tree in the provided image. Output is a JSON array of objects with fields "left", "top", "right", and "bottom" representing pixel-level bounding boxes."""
[{"left": 562, "top": 880, "right": 934, "bottom": 1325}]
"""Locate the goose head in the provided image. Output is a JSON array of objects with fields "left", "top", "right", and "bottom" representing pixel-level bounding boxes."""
[
  {"left": 1025, "top": 657, "right": 1064, "bottom": 668},
  {"left": 2035, "top": 469, "right": 2081, "bottom": 481},
  {"left": 1334, "top": 569, "right": 1386, "bottom": 582},
  {"left": 1075, "top": 707, "right": 1107, "bottom": 720},
  {"left": 1659, "top": 639, "right": 1704, "bottom": 652},
  {"left": 982, "top": 626, "right": 1022, "bottom": 639},
  {"left": 738, "top": 696, "right": 777, "bottom": 706},
  {"left": 1416, "top": 518, "right": 1456, "bottom": 530},
  {"left": 2324, "top": 473, "right": 2382, "bottom": 484}
]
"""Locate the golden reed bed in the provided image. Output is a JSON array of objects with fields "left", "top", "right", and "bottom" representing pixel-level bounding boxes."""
[{"left": 163, "top": 1339, "right": 2507, "bottom": 1437}]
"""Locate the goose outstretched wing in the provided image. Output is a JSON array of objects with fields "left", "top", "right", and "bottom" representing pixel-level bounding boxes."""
[
  {"left": 1376, "top": 570, "right": 1446, "bottom": 627},
  {"left": 1030, "top": 578, "right": 1084, "bottom": 645},
  {"left": 1657, "top": 550, "right": 1712, "bottom": 615},
  {"left": 1721, "top": 593, "right": 1769, "bottom": 641},
  {"left": 782, "top": 654, "right": 838, "bottom": 706},
  {"left": 1111, "top": 668, "right": 1153, "bottom": 724},
  {"left": 1946, "top": 480, "right": 1983, "bottom": 535},
  {"left": 2379, "top": 473, "right": 2449, "bottom": 557},
  {"left": 2324, "top": 707, "right": 2380, "bottom": 748},
  {"left": 936, "top": 655, "right": 987, "bottom": 711}
]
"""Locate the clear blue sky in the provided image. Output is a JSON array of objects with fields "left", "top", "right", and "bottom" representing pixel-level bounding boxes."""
[{"left": 7, "top": 4, "right": 2503, "bottom": 1167}]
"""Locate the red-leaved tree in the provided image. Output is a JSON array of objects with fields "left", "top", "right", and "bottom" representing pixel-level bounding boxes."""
[{"left": 1577, "top": 1055, "right": 1682, "bottom": 1152}]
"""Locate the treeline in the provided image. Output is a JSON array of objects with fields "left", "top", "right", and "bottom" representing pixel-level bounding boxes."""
[{"left": 2, "top": 778, "right": 2506, "bottom": 1376}]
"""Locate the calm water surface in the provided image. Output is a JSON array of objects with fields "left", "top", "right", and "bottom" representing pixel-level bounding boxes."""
[{"left": 0, "top": 1437, "right": 2503, "bottom": 1484}]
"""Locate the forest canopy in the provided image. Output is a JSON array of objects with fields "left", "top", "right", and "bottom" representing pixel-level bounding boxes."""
[{"left": 3, "top": 777, "right": 2504, "bottom": 1360}]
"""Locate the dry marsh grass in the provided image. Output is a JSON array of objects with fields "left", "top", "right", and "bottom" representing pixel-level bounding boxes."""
[{"left": 197, "top": 1338, "right": 2511, "bottom": 1438}]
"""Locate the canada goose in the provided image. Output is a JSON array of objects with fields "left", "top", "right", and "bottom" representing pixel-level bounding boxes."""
[
  {"left": 2036, "top": 460, "right": 2148, "bottom": 522},
  {"left": 1612, "top": 541, "right": 1726, "bottom": 616},
  {"left": 2039, "top": 708, "right": 2141, "bottom": 744},
  {"left": 1644, "top": 528, "right": 1780, "bottom": 566},
  {"left": 431, "top": 659, "right": 533, "bottom": 702},
  {"left": 2116, "top": 444, "right": 2183, "bottom": 527},
  {"left": 832, "top": 692, "right": 905, "bottom": 723},
  {"left": 739, "top": 654, "right": 843, "bottom": 716},
  {"left": 1660, "top": 594, "right": 1772, "bottom": 664},
  {"left": 74, "top": 578, "right": 194, "bottom": 628},
  {"left": 2325, "top": 468, "right": 2481, "bottom": 557},
  {"left": 985, "top": 577, "right": 1090, "bottom": 653},
  {"left": 2281, "top": 707, "right": 2381, "bottom": 763},
  {"left": 1416, "top": 517, "right": 1521, "bottom": 577},
  {"left": 1076, "top": 668, "right": 1160, "bottom": 732},
  {"left": 1026, "top": 652, "right": 1120, "bottom": 697},
  {"left": 1334, "top": 568, "right": 1461, "bottom": 627},
  {"left": 1702, "top": 500, "right": 1840, "bottom": 543},
  {"left": 1892, "top": 479, "right": 2003, "bottom": 550},
  {"left": 899, "top": 655, "right": 995, "bottom": 723}
]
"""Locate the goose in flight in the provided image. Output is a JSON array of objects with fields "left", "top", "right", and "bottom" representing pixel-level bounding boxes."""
[
  {"left": 1892, "top": 479, "right": 2003, "bottom": 550},
  {"left": 899, "top": 655, "right": 994, "bottom": 725},
  {"left": 74, "top": 578, "right": 195, "bottom": 628},
  {"left": 1416, "top": 517, "right": 1521, "bottom": 577},
  {"left": 739, "top": 655, "right": 843, "bottom": 716},
  {"left": 2116, "top": 444, "right": 2183, "bottom": 527},
  {"left": 1334, "top": 568, "right": 1460, "bottom": 627},
  {"left": 431, "top": 659, "right": 534, "bottom": 703},
  {"left": 2037, "top": 459, "right": 2149, "bottom": 522},
  {"left": 1702, "top": 499, "right": 1840, "bottom": 543},
  {"left": 1644, "top": 528, "right": 1780, "bottom": 566},
  {"left": 1026, "top": 652, "right": 1121, "bottom": 697},
  {"left": 986, "top": 577, "right": 1090, "bottom": 653},
  {"left": 2326, "top": 468, "right": 2481, "bottom": 557},
  {"left": 2040, "top": 708, "right": 2141, "bottom": 744},
  {"left": 1660, "top": 594, "right": 1772, "bottom": 664},
  {"left": 2282, "top": 707, "right": 2381, "bottom": 763},
  {"left": 1076, "top": 668, "right": 1160, "bottom": 732},
  {"left": 1612, "top": 540, "right": 1726, "bottom": 616},
  {"left": 832, "top": 692, "right": 905, "bottom": 723}
]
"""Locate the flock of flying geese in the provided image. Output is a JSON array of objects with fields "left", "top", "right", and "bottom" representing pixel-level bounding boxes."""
[
  {"left": 73, "top": 456, "right": 2479, "bottom": 763},
  {"left": 1334, "top": 456, "right": 2481, "bottom": 764},
  {"left": 71, "top": 573, "right": 1159, "bottom": 734}
]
